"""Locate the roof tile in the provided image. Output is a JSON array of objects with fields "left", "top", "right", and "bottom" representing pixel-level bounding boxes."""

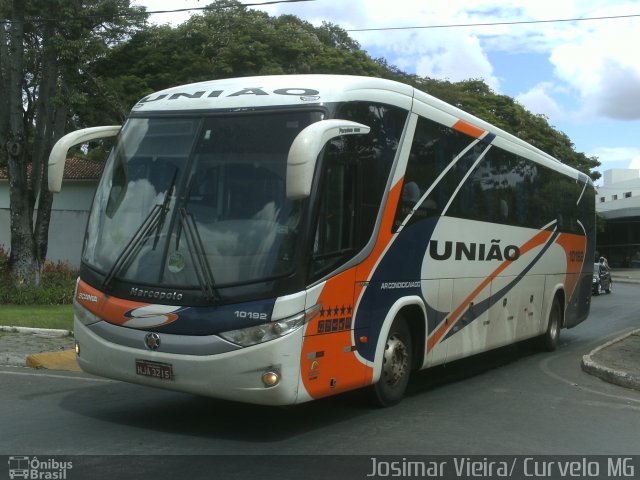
[{"left": 0, "top": 157, "right": 103, "bottom": 181}]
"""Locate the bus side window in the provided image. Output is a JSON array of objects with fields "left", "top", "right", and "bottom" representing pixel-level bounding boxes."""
[
  {"left": 393, "top": 119, "right": 440, "bottom": 230},
  {"left": 394, "top": 117, "right": 476, "bottom": 231}
]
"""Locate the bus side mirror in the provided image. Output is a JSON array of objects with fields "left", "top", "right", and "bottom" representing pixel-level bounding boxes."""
[
  {"left": 286, "top": 119, "right": 370, "bottom": 199},
  {"left": 48, "top": 126, "right": 121, "bottom": 192}
]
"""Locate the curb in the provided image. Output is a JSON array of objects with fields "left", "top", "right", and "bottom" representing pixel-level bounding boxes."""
[
  {"left": 1, "top": 326, "right": 77, "bottom": 372},
  {"left": 610, "top": 277, "right": 640, "bottom": 285},
  {"left": 0, "top": 325, "right": 73, "bottom": 337},
  {"left": 26, "top": 350, "right": 82, "bottom": 372},
  {"left": 581, "top": 329, "right": 640, "bottom": 392}
]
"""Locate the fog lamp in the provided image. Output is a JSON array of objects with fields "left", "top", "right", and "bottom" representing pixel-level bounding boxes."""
[
  {"left": 75, "top": 342, "right": 80, "bottom": 356},
  {"left": 262, "top": 371, "right": 280, "bottom": 387}
]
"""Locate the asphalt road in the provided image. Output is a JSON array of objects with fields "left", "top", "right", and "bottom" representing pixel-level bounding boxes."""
[{"left": 1, "top": 284, "right": 639, "bottom": 466}]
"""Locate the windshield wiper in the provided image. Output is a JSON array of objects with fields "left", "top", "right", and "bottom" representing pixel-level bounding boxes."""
[
  {"left": 178, "top": 207, "right": 218, "bottom": 302},
  {"left": 102, "top": 170, "right": 179, "bottom": 291},
  {"left": 153, "top": 169, "right": 178, "bottom": 249},
  {"left": 102, "top": 204, "right": 163, "bottom": 291}
]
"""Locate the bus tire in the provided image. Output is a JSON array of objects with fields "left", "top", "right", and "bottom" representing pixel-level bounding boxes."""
[
  {"left": 540, "top": 296, "right": 562, "bottom": 352},
  {"left": 369, "top": 315, "right": 413, "bottom": 407}
]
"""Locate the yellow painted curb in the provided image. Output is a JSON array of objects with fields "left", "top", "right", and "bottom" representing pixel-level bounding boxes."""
[{"left": 26, "top": 350, "right": 82, "bottom": 372}]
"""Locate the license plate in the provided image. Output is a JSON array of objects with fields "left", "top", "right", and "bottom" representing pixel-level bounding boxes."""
[{"left": 135, "top": 359, "right": 173, "bottom": 380}]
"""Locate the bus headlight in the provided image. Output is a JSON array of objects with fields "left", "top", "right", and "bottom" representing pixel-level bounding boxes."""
[{"left": 219, "top": 311, "right": 306, "bottom": 347}]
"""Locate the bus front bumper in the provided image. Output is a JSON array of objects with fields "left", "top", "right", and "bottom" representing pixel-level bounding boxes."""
[{"left": 73, "top": 318, "right": 307, "bottom": 406}]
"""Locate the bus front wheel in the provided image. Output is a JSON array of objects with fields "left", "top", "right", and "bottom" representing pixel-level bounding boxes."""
[{"left": 369, "top": 315, "right": 413, "bottom": 407}]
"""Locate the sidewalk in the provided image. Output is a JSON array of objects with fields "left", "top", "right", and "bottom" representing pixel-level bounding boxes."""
[
  {"left": 581, "top": 329, "right": 640, "bottom": 391},
  {"left": 0, "top": 326, "right": 80, "bottom": 372},
  {"left": 610, "top": 267, "right": 640, "bottom": 285},
  {"left": 580, "top": 268, "right": 640, "bottom": 391},
  {"left": 1, "top": 270, "right": 639, "bottom": 391}
]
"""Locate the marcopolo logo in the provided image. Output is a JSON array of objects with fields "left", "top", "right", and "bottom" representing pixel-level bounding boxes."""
[
  {"left": 8, "top": 456, "right": 72, "bottom": 479},
  {"left": 129, "top": 287, "right": 183, "bottom": 301}
]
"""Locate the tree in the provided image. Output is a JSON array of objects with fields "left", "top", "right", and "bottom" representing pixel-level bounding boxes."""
[
  {"left": 79, "top": 1, "right": 600, "bottom": 183},
  {"left": 0, "top": 0, "right": 146, "bottom": 286},
  {"left": 85, "top": 1, "right": 390, "bottom": 125},
  {"left": 85, "top": 3, "right": 599, "bottom": 181}
]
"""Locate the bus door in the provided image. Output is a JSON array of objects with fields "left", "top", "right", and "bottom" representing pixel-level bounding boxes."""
[
  {"left": 299, "top": 102, "right": 409, "bottom": 399},
  {"left": 299, "top": 145, "right": 372, "bottom": 399}
]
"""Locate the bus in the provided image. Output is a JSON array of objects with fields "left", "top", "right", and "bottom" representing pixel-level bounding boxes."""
[{"left": 48, "top": 75, "right": 595, "bottom": 406}]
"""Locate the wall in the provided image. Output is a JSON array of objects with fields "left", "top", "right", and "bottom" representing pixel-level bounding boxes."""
[
  {"left": 597, "top": 169, "right": 640, "bottom": 217},
  {"left": 595, "top": 169, "right": 640, "bottom": 268},
  {"left": 0, "top": 180, "right": 96, "bottom": 267}
]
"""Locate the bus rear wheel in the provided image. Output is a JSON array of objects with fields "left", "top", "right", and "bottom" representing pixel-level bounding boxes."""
[
  {"left": 369, "top": 315, "right": 413, "bottom": 407},
  {"left": 540, "top": 296, "right": 562, "bottom": 352}
]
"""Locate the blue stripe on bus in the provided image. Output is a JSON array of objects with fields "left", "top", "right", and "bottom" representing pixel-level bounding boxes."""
[
  {"left": 481, "top": 133, "right": 496, "bottom": 144},
  {"left": 355, "top": 217, "right": 440, "bottom": 362},
  {"left": 145, "top": 298, "right": 276, "bottom": 335}
]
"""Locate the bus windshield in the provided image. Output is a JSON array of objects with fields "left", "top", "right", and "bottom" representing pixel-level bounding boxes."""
[{"left": 83, "top": 111, "right": 321, "bottom": 290}]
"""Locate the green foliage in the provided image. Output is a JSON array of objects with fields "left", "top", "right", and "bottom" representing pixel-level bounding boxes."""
[
  {"left": 85, "top": 0, "right": 390, "bottom": 125},
  {"left": 0, "top": 245, "right": 78, "bottom": 305},
  {"left": 2, "top": 0, "right": 148, "bottom": 136}
]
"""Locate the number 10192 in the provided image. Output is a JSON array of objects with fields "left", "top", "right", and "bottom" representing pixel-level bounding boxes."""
[{"left": 234, "top": 310, "right": 268, "bottom": 320}]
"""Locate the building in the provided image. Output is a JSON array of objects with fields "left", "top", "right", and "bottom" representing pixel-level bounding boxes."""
[
  {"left": 596, "top": 169, "right": 640, "bottom": 268},
  {"left": 0, "top": 157, "right": 102, "bottom": 267}
]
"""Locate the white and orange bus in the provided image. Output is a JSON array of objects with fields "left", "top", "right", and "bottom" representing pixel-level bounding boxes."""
[{"left": 49, "top": 75, "right": 595, "bottom": 406}]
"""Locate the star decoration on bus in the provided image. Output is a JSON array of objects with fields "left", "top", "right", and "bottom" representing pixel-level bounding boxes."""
[{"left": 319, "top": 305, "right": 353, "bottom": 318}]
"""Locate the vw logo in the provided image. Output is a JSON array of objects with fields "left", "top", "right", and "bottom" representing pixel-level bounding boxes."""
[{"left": 144, "top": 332, "right": 161, "bottom": 351}]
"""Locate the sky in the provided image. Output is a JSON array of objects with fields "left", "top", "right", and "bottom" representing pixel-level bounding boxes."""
[{"left": 133, "top": 0, "right": 640, "bottom": 181}]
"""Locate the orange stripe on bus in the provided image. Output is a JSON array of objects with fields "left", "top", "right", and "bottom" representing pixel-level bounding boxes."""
[
  {"left": 554, "top": 232, "right": 588, "bottom": 305},
  {"left": 355, "top": 180, "right": 404, "bottom": 286},
  {"left": 452, "top": 119, "right": 485, "bottom": 139},
  {"left": 426, "top": 229, "right": 554, "bottom": 351}
]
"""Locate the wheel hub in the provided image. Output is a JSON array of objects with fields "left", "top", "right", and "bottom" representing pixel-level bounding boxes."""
[{"left": 382, "top": 335, "right": 408, "bottom": 386}]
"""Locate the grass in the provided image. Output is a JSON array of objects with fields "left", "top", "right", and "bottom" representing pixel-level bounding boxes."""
[
  {"left": 0, "top": 304, "right": 74, "bottom": 331},
  {"left": 0, "top": 245, "right": 77, "bottom": 330}
]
